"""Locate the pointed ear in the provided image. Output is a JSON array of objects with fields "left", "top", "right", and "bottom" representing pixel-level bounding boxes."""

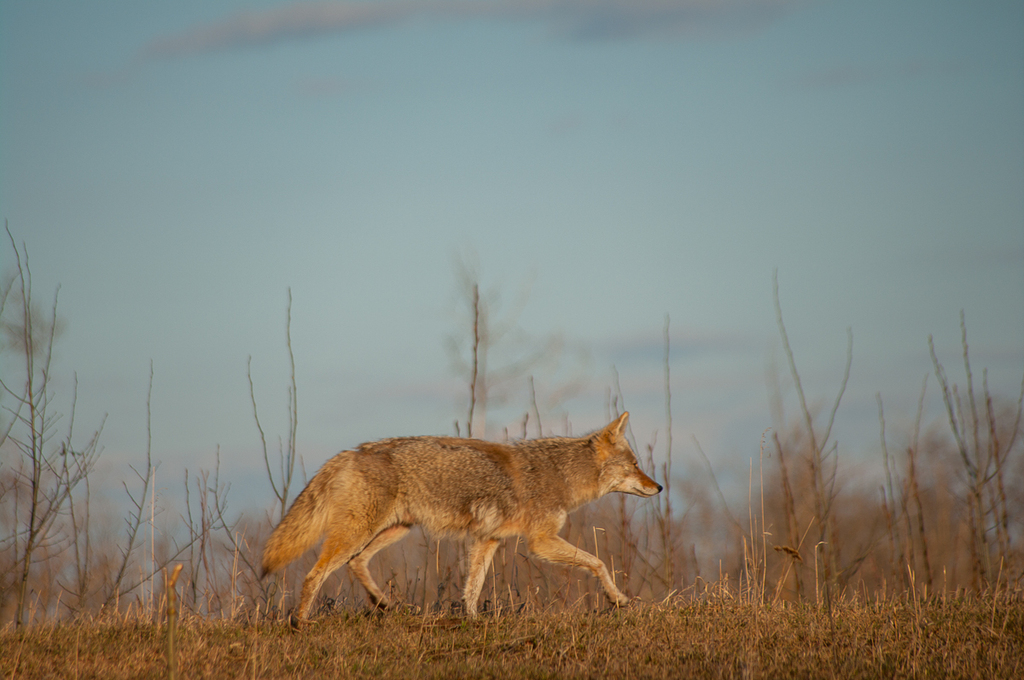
[{"left": 604, "top": 412, "right": 629, "bottom": 439}]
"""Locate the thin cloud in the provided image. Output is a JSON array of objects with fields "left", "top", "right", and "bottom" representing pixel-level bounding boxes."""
[{"left": 140, "top": 0, "right": 798, "bottom": 59}]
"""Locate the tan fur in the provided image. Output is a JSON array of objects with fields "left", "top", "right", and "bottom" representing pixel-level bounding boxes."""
[{"left": 261, "top": 412, "right": 661, "bottom": 624}]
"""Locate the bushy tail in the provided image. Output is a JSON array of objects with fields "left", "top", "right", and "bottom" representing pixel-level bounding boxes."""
[{"left": 261, "top": 487, "right": 331, "bottom": 578}]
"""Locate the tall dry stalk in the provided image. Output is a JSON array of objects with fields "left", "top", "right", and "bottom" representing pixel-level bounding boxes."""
[
  {"left": 467, "top": 283, "right": 482, "bottom": 437},
  {"left": 99, "top": 363, "right": 158, "bottom": 611},
  {"left": 907, "top": 375, "right": 933, "bottom": 589},
  {"left": 248, "top": 288, "right": 299, "bottom": 526},
  {"left": 773, "top": 270, "right": 851, "bottom": 603},
  {"left": 0, "top": 227, "right": 102, "bottom": 628},
  {"left": 164, "top": 564, "right": 183, "bottom": 680},
  {"left": 929, "top": 312, "right": 1024, "bottom": 588},
  {"left": 659, "top": 315, "right": 675, "bottom": 591},
  {"left": 446, "top": 256, "right": 564, "bottom": 440},
  {"left": 772, "top": 430, "right": 803, "bottom": 598}
]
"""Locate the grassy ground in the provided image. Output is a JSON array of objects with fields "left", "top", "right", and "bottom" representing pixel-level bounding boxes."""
[{"left": 3, "top": 596, "right": 1022, "bottom": 679}]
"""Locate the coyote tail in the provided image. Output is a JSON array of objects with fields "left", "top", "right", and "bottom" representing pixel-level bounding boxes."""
[{"left": 261, "top": 488, "right": 331, "bottom": 578}]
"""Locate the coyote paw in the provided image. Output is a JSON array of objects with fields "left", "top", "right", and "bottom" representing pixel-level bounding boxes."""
[
  {"left": 289, "top": 613, "right": 314, "bottom": 631},
  {"left": 367, "top": 600, "right": 419, "bottom": 615},
  {"left": 604, "top": 595, "right": 639, "bottom": 613},
  {"left": 391, "top": 602, "right": 422, "bottom": 615}
]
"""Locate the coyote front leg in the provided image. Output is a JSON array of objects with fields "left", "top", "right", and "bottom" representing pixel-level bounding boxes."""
[
  {"left": 463, "top": 538, "right": 500, "bottom": 617},
  {"left": 529, "top": 534, "right": 629, "bottom": 607}
]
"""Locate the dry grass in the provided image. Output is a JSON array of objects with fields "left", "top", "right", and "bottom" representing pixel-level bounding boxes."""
[
  {"left": 3, "top": 238, "right": 1023, "bottom": 680},
  {"left": 3, "top": 594, "right": 1021, "bottom": 679}
]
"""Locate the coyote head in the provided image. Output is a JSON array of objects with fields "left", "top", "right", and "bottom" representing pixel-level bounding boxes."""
[{"left": 593, "top": 412, "right": 663, "bottom": 498}]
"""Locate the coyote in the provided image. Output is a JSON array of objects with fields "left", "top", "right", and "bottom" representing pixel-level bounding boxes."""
[{"left": 261, "top": 412, "right": 662, "bottom": 624}]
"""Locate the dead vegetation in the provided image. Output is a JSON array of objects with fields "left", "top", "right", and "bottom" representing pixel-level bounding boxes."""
[
  {"left": 2, "top": 592, "right": 1022, "bottom": 679},
  {"left": 1, "top": 233, "right": 1023, "bottom": 678}
]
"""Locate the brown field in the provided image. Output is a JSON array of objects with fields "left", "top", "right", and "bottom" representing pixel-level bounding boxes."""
[
  {"left": 3, "top": 595, "right": 1022, "bottom": 679},
  {"left": 3, "top": 244, "right": 1024, "bottom": 679}
]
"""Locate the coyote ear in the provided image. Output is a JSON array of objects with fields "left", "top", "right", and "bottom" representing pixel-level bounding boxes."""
[{"left": 607, "top": 412, "right": 629, "bottom": 439}]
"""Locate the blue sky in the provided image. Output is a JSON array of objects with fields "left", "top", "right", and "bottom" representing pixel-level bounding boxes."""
[{"left": 2, "top": 0, "right": 1022, "bottom": 509}]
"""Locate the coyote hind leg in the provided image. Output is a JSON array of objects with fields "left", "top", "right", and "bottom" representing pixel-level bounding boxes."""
[
  {"left": 293, "top": 530, "right": 375, "bottom": 626},
  {"left": 348, "top": 524, "right": 411, "bottom": 609}
]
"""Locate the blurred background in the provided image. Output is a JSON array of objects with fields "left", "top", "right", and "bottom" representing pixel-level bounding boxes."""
[{"left": 1, "top": 0, "right": 1022, "bottom": 622}]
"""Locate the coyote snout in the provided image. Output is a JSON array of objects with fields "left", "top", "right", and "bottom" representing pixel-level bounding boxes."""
[{"left": 262, "top": 412, "right": 661, "bottom": 625}]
